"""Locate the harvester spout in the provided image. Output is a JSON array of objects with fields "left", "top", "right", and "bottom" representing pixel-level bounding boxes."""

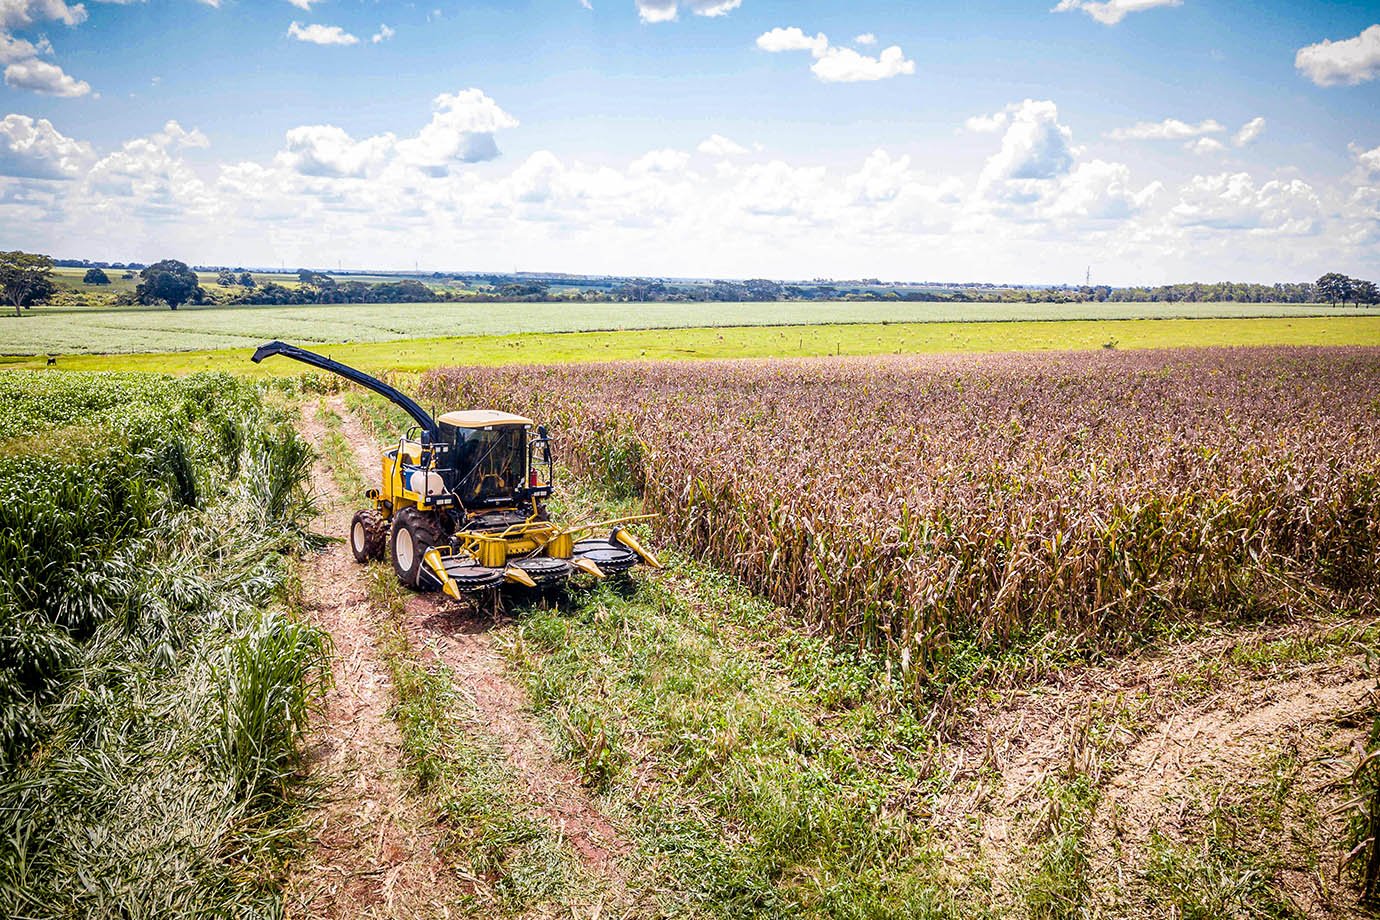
[{"left": 251, "top": 340, "right": 438, "bottom": 438}]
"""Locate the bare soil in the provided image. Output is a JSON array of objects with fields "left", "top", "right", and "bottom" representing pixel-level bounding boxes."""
[
  {"left": 929, "top": 616, "right": 1377, "bottom": 914},
  {"left": 286, "top": 403, "right": 466, "bottom": 919}
]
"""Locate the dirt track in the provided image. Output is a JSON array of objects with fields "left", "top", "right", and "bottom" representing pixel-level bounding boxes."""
[
  {"left": 286, "top": 403, "right": 464, "bottom": 918},
  {"left": 286, "top": 398, "right": 630, "bottom": 918}
]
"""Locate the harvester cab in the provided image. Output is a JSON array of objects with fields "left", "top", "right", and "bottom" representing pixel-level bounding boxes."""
[{"left": 251, "top": 341, "right": 660, "bottom": 599}]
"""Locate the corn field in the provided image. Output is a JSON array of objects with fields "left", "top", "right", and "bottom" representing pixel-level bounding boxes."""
[
  {"left": 424, "top": 348, "right": 1380, "bottom": 699},
  {"left": 0, "top": 371, "right": 327, "bottom": 917}
]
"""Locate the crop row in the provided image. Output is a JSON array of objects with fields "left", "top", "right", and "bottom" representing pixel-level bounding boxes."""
[
  {"left": 0, "top": 371, "right": 325, "bottom": 916},
  {"left": 424, "top": 348, "right": 1380, "bottom": 699}
]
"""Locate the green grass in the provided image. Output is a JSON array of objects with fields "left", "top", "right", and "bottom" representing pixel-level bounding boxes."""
[
  {"left": 477, "top": 476, "right": 965, "bottom": 917},
  {"left": 1017, "top": 777, "right": 1099, "bottom": 920},
  {"left": 3, "top": 297, "right": 1375, "bottom": 355},
  {"left": 4, "top": 315, "right": 1378, "bottom": 375},
  {"left": 365, "top": 566, "right": 581, "bottom": 912},
  {"left": 503, "top": 566, "right": 967, "bottom": 918},
  {"left": 1136, "top": 750, "right": 1304, "bottom": 920}
]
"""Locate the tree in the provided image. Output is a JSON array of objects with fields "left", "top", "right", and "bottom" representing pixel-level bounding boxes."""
[
  {"left": 0, "top": 251, "right": 56, "bottom": 317},
  {"left": 1356, "top": 279, "right": 1380, "bottom": 307},
  {"left": 297, "top": 268, "right": 336, "bottom": 290},
  {"left": 238, "top": 272, "right": 255, "bottom": 288},
  {"left": 1316, "top": 272, "right": 1354, "bottom": 307},
  {"left": 137, "top": 259, "right": 201, "bottom": 310},
  {"left": 83, "top": 267, "right": 111, "bottom": 285},
  {"left": 216, "top": 269, "right": 236, "bottom": 286}
]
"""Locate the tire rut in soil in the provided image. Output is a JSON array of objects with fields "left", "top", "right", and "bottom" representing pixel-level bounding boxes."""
[
  {"left": 287, "top": 402, "right": 466, "bottom": 919},
  {"left": 328, "top": 395, "right": 635, "bottom": 894},
  {"left": 929, "top": 618, "right": 1376, "bottom": 914}
]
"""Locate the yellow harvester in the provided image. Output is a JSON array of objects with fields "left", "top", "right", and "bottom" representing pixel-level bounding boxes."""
[{"left": 253, "top": 341, "right": 660, "bottom": 598}]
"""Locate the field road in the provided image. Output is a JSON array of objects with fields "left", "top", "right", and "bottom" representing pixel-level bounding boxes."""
[{"left": 286, "top": 397, "right": 632, "bottom": 917}]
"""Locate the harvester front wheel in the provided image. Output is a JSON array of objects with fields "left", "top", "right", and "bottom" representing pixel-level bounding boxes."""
[
  {"left": 349, "top": 509, "right": 387, "bottom": 563},
  {"left": 391, "top": 508, "right": 444, "bottom": 590}
]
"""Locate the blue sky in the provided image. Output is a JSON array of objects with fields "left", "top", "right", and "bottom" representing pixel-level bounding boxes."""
[{"left": 1, "top": 0, "right": 1377, "bottom": 283}]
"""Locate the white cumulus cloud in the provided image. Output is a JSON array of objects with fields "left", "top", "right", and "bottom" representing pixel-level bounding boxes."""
[
  {"left": 635, "top": 0, "right": 741, "bottom": 24},
  {"left": 756, "top": 26, "right": 827, "bottom": 55},
  {"left": 0, "top": 0, "right": 93, "bottom": 96},
  {"left": 0, "top": 112, "right": 93, "bottom": 178},
  {"left": 396, "top": 89, "right": 519, "bottom": 173},
  {"left": 4, "top": 56, "right": 89, "bottom": 95},
  {"left": 1355, "top": 143, "right": 1380, "bottom": 180},
  {"left": 966, "top": 99, "right": 1158, "bottom": 226},
  {"left": 0, "top": 0, "right": 87, "bottom": 32},
  {"left": 698, "top": 133, "right": 747, "bottom": 157},
  {"left": 85, "top": 120, "right": 217, "bottom": 221},
  {"left": 1171, "top": 172, "right": 1321, "bottom": 235},
  {"left": 756, "top": 26, "right": 915, "bottom": 83},
  {"left": 854, "top": 33, "right": 877, "bottom": 46},
  {"left": 1051, "top": 0, "right": 1182, "bottom": 26},
  {"left": 286, "top": 0, "right": 320, "bottom": 10},
  {"left": 964, "top": 110, "right": 1010, "bottom": 133},
  {"left": 1234, "top": 116, "right": 1265, "bottom": 147},
  {"left": 1185, "top": 137, "right": 1226, "bottom": 155},
  {"left": 813, "top": 45, "right": 914, "bottom": 82},
  {"left": 1295, "top": 24, "right": 1380, "bottom": 87},
  {"left": 1109, "top": 118, "right": 1225, "bottom": 141},
  {"left": 978, "top": 99, "right": 1075, "bottom": 196},
  {"left": 845, "top": 148, "right": 912, "bottom": 203},
  {"left": 276, "top": 124, "right": 392, "bottom": 178},
  {"left": 274, "top": 89, "right": 518, "bottom": 179},
  {"left": 151, "top": 120, "right": 210, "bottom": 150},
  {"left": 287, "top": 21, "right": 359, "bottom": 46},
  {"left": 1047, "top": 159, "right": 1161, "bottom": 220},
  {"left": 371, "top": 24, "right": 394, "bottom": 44},
  {"left": 630, "top": 148, "right": 689, "bottom": 175},
  {"left": 11, "top": 84, "right": 1376, "bottom": 287}
]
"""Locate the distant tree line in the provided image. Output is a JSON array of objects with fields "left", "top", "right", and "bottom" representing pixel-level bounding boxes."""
[
  {"left": 592, "top": 278, "right": 1371, "bottom": 305},
  {"left": 4, "top": 250, "right": 1379, "bottom": 313},
  {"left": 230, "top": 270, "right": 444, "bottom": 305},
  {"left": 216, "top": 269, "right": 256, "bottom": 288},
  {"left": 54, "top": 258, "right": 146, "bottom": 270},
  {"left": 1096, "top": 282, "right": 1322, "bottom": 304}
]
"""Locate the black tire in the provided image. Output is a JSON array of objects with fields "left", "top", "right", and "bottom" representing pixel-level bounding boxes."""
[
  {"left": 391, "top": 508, "right": 445, "bottom": 590},
  {"left": 349, "top": 509, "right": 387, "bottom": 563}
]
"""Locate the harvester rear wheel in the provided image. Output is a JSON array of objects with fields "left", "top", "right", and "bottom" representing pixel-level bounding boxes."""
[
  {"left": 349, "top": 509, "right": 387, "bottom": 563},
  {"left": 391, "top": 508, "right": 444, "bottom": 590}
]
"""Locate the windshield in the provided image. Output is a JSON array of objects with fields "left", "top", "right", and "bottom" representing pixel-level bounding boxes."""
[{"left": 442, "top": 423, "right": 526, "bottom": 505}]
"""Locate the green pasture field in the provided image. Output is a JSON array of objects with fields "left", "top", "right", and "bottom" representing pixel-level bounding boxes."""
[
  {"left": 49, "top": 265, "right": 301, "bottom": 294},
  {"left": 2, "top": 298, "right": 1374, "bottom": 356},
  {"left": 3, "top": 315, "right": 1377, "bottom": 375}
]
